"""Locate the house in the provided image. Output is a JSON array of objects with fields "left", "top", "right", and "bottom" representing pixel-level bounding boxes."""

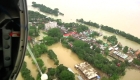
[
  {"left": 28, "top": 36, "right": 31, "bottom": 41},
  {"left": 45, "top": 21, "right": 57, "bottom": 31},
  {"left": 75, "top": 62, "right": 98, "bottom": 80},
  {"left": 135, "top": 49, "right": 140, "bottom": 56},
  {"left": 109, "top": 47, "right": 113, "bottom": 51},
  {"left": 63, "top": 31, "right": 77, "bottom": 37}
]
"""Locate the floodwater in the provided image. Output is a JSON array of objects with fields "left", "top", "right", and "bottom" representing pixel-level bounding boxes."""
[
  {"left": 120, "top": 68, "right": 140, "bottom": 80},
  {"left": 48, "top": 42, "right": 84, "bottom": 74}
]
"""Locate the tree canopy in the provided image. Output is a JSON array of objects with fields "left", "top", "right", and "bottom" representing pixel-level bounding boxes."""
[
  {"left": 43, "top": 36, "right": 59, "bottom": 46},
  {"left": 107, "top": 35, "right": 118, "bottom": 45},
  {"left": 32, "top": 43, "right": 47, "bottom": 58},
  {"left": 123, "top": 46, "right": 128, "bottom": 53},
  {"left": 47, "top": 28, "right": 63, "bottom": 39},
  {"left": 21, "top": 61, "right": 35, "bottom": 80},
  {"left": 47, "top": 64, "right": 75, "bottom": 80},
  {"left": 32, "top": 2, "right": 64, "bottom": 16}
]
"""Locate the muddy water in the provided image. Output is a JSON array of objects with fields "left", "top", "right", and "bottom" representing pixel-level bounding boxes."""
[
  {"left": 40, "top": 54, "right": 56, "bottom": 68},
  {"left": 120, "top": 69, "right": 140, "bottom": 80},
  {"left": 48, "top": 42, "right": 84, "bottom": 74}
]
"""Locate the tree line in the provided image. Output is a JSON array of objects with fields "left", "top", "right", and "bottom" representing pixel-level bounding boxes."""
[
  {"left": 21, "top": 61, "right": 35, "bottom": 80},
  {"left": 47, "top": 49, "right": 59, "bottom": 65},
  {"left": 32, "top": 2, "right": 64, "bottom": 16},
  {"left": 76, "top": 18, "right": 140, "bottom": 44},
  {"left": 47, "top": 64, "right": 75, "bottom": 80}
]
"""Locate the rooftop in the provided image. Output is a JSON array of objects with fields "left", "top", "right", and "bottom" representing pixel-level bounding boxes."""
[{"left": 75, "top": 62, "right": 98, "bottom": 79}]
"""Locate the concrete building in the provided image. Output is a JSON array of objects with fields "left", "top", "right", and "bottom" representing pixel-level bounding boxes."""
[
  {"left": 45, "top": 21, "right": 57, "bottom": 31},
  {"left": 75, "top": 62, "right": 98, "bottom": 80}
]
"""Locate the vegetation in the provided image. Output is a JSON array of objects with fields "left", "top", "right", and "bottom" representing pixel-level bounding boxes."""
[
  {"left": 89, "top": 31, "right": 99, "bottom": 37},
  {"left": 133, "top": 58, "right": 140, "bottom": 66},
  {"left": 123, "top": 46, "right": 129, "bottom": 53},
  {"left": 21, "top": 61, "right": 35, "bottom": 80},
  {"left": 32, "top": 43, "right": 48, "bottom": 58},
  {"left": 29, "top": 26, "right": 39, "bottom": 37},
  {"left": 47, "top": 64, "right": 75, "bottom": 80},
  {"left": 47, "top": 49, "right": 59, "bottom": 65},
  {"left": 32, "top": 2, "right": 64, "bottom": 16},
  {"left": 43, "top": 36, "right": 58, "bottom": 46},
  {"left": 103, "top": 36, "right": 108, "bottom": 39},
  {"left": 76, "top": 18, "right": 140, "bottom": 44},
  {"left": 96, "top": 40, "right": 103, "bottom": 44},
  {"left": 47, "top": 28, "right": 63, "bottom": 39},
  {"left": 28, "top": 10, "right": 46, "bottom": 22},
  {"left": 107, "top": 35, "right": 118, "bottom": 46}
]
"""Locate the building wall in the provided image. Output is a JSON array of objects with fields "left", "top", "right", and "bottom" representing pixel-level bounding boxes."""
[{"left": 45, "top": 21, "right": 57, "bottom": 31}]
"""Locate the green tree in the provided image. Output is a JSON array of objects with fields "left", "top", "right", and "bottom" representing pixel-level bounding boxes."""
[
  {"left": 47, "top": 28, "right": 62, "bottom": 39},
  {"left": 96, "top": 40, "right": 103, "bottom": 44},
  {"left": 107, "top": 35, "right": 117, "bottom": 45},
  {"left": 95, "top": 47, "right": 101, "bottom": 53},
  {"left": 103, "top": 36, "right": 108, "bottom": 39},
  {"left": 59, "top": 70, "right": 75, "bottom": 80},
  {"left": 43, "top": 36, "right": 57, "bottom": 46},
  {"left": 133, "top": 58, "right": 140, "bottom": 66},
  {"left": 123, "top": 46, "right": 128, "bottom": 53},
  {"left": 101, "top": 77, "right": 109, "bottom": 80},
  {"left": 104, "top": 48, "right": 109, "bottom": 56}
]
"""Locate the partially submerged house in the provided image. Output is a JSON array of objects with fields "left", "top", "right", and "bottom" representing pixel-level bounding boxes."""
[{"left": 75, "top": 62, "right": 98, "bottom": 80}]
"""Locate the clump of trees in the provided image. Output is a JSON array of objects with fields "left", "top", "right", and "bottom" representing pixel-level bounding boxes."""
[
  {"left": 89, "top": 32, "right": 99, "bottom": 37},
  {"left": 32, "top": 43, "right": 48, "bottom": 57},
  {"left": 76, "top": 18, "right": 140, "bottom": 44},
  {"left": 32, "top": 2, "right": 64, "bottom": 16},
  {"left": 103, "top": 36, "right": 108, "bottom": 39},
  {"left": 47, "top": 64, "right": 75, "bottom": 80},
  {"left": 21, "top": 61, "right": 35, "bottom": 80},
  {"left": 133, "top": 58, "right": 140, "bottom": 66},
  {"left": 47, "top": 49, "right": 59, "bottom": 65},
  {"left": 29, "top": 26, "right": 39, "bottom": 37},
  {"left": 107, "top": 35, "right": 118, "bottom": 46},
  {"left": 28, "top": 10, "right": 46, "bottom": 22},
  {"left": 76, "top": 18, "right": 100, "bottom": 28},
  {"left": 123, "top": 46, "right": 129, "bottom": 53},
  {"left": 96, "top": 40, "right": 103, "bottom": 44},
  {"left": 47, "top": 28, "right": 63, "bottom": 39},
  {"left": 43, "top": 36, "right": 59, "bottom": 46}
]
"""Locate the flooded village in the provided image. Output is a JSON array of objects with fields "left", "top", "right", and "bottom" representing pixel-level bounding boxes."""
[{"left": 23, "top": 20, "right": 140, "bottom": 80}]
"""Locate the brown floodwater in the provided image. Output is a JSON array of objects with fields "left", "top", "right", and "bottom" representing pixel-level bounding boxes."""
[
  {"left": 120, "top": 68, "right": 140, "bottom": 80},
  {"left": 48, "top": 42, "right": 84, "bottom": 74}
]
